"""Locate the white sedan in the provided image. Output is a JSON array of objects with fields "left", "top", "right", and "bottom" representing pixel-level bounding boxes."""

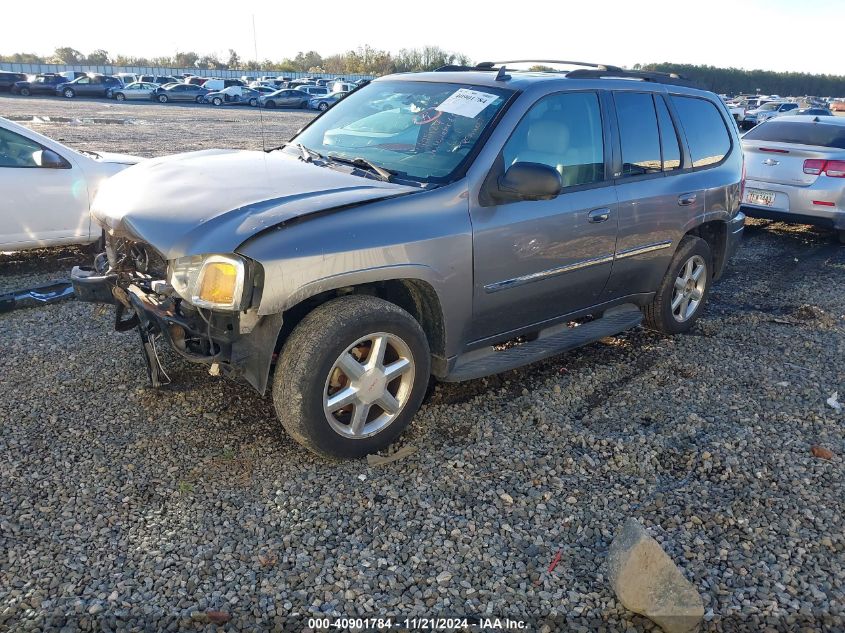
[{"left": 0, "top": 116, "right": 142, "bottom": 251}]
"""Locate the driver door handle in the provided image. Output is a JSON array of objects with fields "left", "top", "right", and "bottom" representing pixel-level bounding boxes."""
[{"left": 587, "top": 208, "right": 611, "bottom": 223}]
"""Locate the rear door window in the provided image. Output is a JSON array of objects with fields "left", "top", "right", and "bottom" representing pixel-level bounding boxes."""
[
  {"left": 614, "top": 92, "right": 662, "bottom": 176},
  {"left": 671, "top": 96, "right": 731, "bottom": 167}
]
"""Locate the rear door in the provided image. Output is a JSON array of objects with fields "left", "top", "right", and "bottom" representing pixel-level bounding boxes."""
[
  {"left": 603, "top": 91, "right": 695, "bottom": 298},
  {"left": 469, "top": 90, "right": 619, "bottom": 340}
]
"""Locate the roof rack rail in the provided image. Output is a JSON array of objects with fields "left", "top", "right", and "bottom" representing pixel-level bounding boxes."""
[
  {"left": 487, "top": 59, "right": 623, "bottom": 72},
  {"left": 565, "top": 68, "right": 700, "bottom": 88}
]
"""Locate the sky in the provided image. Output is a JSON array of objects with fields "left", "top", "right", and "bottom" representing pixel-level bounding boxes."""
[{"left": 3, "top": 0, "right": 843, "bottom": 76}]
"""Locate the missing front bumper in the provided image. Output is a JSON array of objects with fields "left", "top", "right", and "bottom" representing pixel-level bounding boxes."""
[{"left": 70, "top": 264, "right": 281, "bottom": 394}]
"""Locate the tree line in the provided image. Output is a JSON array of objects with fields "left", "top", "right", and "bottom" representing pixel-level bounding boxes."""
[
  {"left": 0, "top": 46, "right": 470, "bottom": 76},
  {"left": 638, "top": 62, "right": 845, "bottom": 97}
]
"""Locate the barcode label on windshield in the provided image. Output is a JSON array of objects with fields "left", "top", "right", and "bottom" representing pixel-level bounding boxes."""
[{"left": 436, "top": 89, "right": 499, "bottom": 118}]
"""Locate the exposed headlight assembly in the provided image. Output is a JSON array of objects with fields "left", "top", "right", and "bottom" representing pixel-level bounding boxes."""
[{"left": 168, "top": 254, "right": 247, "bottom": 311}]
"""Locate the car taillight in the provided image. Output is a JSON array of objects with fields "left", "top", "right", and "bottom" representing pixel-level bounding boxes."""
[
  {"left": 804, "top": 159, "right": 845, "bottom": 177},
  {"left": 740, "top": 158, "right": 746, "bottom": 200},
  {"left": 804, "top": 159, "right": 825, "bottom": 175},
  {"left": 825, "top": 160, "right": 845, "bottom": 178}
]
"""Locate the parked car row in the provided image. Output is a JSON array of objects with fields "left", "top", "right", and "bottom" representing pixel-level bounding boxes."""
[{"left": 2, "top": 69, "right": 365, "bottom": 111}]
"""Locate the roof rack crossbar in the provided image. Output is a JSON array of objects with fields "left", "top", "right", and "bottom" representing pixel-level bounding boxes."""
[{"left": 564, "top": 68, "right": 699, "bottom": 88}]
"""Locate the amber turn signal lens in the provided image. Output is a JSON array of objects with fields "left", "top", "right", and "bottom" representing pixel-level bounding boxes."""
[{"left": 197, "top": 261, "right": 237, "bottom": 305}]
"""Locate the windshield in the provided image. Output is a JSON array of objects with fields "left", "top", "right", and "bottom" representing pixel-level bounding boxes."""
[{"left": 290, "top": 80, "right": 513, "bottom": 183}]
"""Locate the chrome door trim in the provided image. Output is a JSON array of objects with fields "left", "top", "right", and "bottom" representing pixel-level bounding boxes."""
[
  {"left": 615, "top": 240, "right": 673, "bottom": 259},
  {"left": 484, "top": 253, "right": 615, "bottom": 293}
]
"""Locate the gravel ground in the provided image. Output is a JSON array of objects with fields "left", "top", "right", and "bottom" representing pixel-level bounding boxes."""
[{"left": 1, "top": 95, "right": 844, "bottom": 631}]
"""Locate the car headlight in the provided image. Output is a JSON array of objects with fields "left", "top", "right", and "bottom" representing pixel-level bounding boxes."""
[{"left": 168, "top": 254, "right": 247, "bottom": 310}]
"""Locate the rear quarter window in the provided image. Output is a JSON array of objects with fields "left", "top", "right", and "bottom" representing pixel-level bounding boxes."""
[
  {"left": 743, "top": 121, "right": 845, "bottom": 149},
  {"left": 671, "top": 96, "right": 731, "bottom": 167}
]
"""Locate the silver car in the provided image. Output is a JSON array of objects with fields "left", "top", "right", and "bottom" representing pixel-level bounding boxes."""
[
  {"left": 112, "top": 82, "right": 159, "bottom": 101},
  {"left": 258, "top": 89, "right": 310, "bottom": 109},
  {"left": 741, "top": 116, "right": 845, "bottom": 243},
  {"left": 72, "top": 64, "right": 744, "bottom": 458}
]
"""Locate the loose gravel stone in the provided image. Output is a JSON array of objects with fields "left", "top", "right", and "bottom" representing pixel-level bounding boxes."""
[{"left": 0, "top": 95, "right": 843, "bottom": 631}]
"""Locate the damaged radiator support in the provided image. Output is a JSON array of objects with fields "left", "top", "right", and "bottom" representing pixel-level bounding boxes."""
[{"left": 0, "top": 279, "right": 75, "bottom": 314}]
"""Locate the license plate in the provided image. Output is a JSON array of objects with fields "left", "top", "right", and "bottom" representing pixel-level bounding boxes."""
[{"left": 745, "top": 189, "right": 776, "bottom": 207}]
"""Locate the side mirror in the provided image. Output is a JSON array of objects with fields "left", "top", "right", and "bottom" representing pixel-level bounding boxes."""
[
  {"left": 497, "top": 162, "right": 562, "bottom": 201},
  {"left": 34, "top": 149, "right": 68, "bottom": 169}
]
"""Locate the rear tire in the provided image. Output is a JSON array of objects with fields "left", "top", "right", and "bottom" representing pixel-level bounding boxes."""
[
  {"left": 272, "top": 295, "right": 430, "bottom": 459},
  {"left": 265, "top": 100, "right": 276, "bottom": 109},
  {"left": 158, "top": 94, "right": 168, "bottom": 103},
  {"left": 20, "top": 87, "right": 30, "bottom": 96},
  {"left": 837, "top": 230, "right": 845, "bottom": 245},
  {"left": 212, "top": 97, "right": 222, "bottom": 106},
  {"left": 115, "top": 93, "right": 125, "bottom": 101},
  {"left": 643, "top": 235, "right": 712, "bottom": 334},
  {"left": 318, "top": 102, "right": 329, "bottom": 111},
  {"left": 63, "top": 88, "right": 75, "bottom": 98}
]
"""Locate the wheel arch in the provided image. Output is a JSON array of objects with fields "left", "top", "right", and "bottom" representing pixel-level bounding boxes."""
[
  {"left": 685, "top": 219, "right": 728, "bottom": 280},
  {"left": 272, "top": 276, "right": 448, "bottom": 377}
]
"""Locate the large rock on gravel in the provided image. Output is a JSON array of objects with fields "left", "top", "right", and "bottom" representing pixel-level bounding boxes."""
[{"left": 608, "top": 518, "right": 704, "bottom": 633}]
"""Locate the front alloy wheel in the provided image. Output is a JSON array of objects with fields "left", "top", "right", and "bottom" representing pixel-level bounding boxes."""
[
  {"left": 273, "top": 295, "right": 430, "bottom": 458},
  {"left": 318, "top": 102, "right": 329, "bottom": 111},
  {"left": 323, "top": 332, "right": 415, "bottom": 439},
  {"left": 63, "top": 88, "right": 74, "bottom": 98}
]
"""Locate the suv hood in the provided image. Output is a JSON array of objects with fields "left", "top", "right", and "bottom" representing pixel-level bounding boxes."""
[{"left": 91, "top": 149, "right": 417, "bottom": 260}]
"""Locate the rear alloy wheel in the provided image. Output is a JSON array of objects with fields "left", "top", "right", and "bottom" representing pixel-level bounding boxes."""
[
  {"left": 158, "top": 94, "right": 168, "bottom": 103},
  {"left": 248, "top": 97, "right": 258, "bottom": 107},
  {"left": 20, "top": 87, "right": 30, "bottom": 96},
  {"left": 643, "top": 235, "right": 712, "bottom": 334},
  {"left": 273, "top": 295, "right": 430, "bottom": 458},
  {"left": 212, "top": 97, "right": 222, "bottom": 106},
  {"left": 115, "top": 92, "right": 125, "bottom": 101},
  {"left": 63, "top": 88, "right": 75, "bottom": 98},
  {"left": 318, "top": 102, "right": 329, "bottom": 112},
  {"left": 195, "top": 95, "right": 204, "bottom": 103},
  {"left": 264, "top": 100, "right": 276, "bottom": 109}
]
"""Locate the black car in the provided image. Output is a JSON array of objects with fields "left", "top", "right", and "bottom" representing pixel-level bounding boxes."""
[
  {"left": 12, "top": 73, "right": 68, "bottom": 96},
  {"left": 0, "top": 71, "right": 28, "bottom": 92},
  {"left": 151, "top": 83, "right": 210, "bottom": 103},
  {"left": 57, "top": 75, "right": 122, "bottom": 98}
]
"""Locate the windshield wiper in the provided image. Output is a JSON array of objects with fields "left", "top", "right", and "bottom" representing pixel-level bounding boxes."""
[
  {"left": 296, "top": 143, "right": 323, "bottom": 163},
  {"left": 326, "top": 154, "right": 394, "bottom": 182}
]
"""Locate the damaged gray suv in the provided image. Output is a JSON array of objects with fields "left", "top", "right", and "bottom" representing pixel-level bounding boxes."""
[{"left": 73, "top": 61, "right": 745, "bottom": 458}]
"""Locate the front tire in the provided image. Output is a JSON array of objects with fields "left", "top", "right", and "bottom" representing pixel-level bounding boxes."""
[
  {"left": 158, "top": 94, "right": 168, "bottom": 103},
  {"left": 63, "top": 88, "right": 75, "bottom": 98},
  {"left": 272, "top": 295, "right": 431, "bottom": 458},
  {"left": 20, "top": 87, "right": 30, "bottom": 96},
  {"left": 643, "top": 235, "right": 712, "bottom": 334},
  {"left": 212, "top": 97, "right": 222, "bottom": 106},
  {"left": 837, "top": 229, "right": 845, "bottom": 245},
  {"left": 318, "top": 102, "right": 329, "bottom": 112},
  {"left": 115, "top": 93, "right": 125, "bottom": 101},
  {"left": 248, "top": 97, "right": 258, "bottom": 107},
  {"left": 264, "top": 100, "right": 276, "bottom": 109}
]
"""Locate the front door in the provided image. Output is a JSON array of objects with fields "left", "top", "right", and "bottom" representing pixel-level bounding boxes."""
[
  {"left": 0, "top": 126, "right": 89, "bottom": 249},
  {"left": 469, "top": 90, "right": 618, "bottom": 341}
]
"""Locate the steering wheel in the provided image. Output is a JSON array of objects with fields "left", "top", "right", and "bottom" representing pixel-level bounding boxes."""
[{"left": 413, "top": 108, "right": 442, "bottom": 125}]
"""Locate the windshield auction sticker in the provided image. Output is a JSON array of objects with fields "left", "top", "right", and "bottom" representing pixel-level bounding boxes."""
[{"left": 436, "top": 88, "right": 500, "bottom": 118}]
